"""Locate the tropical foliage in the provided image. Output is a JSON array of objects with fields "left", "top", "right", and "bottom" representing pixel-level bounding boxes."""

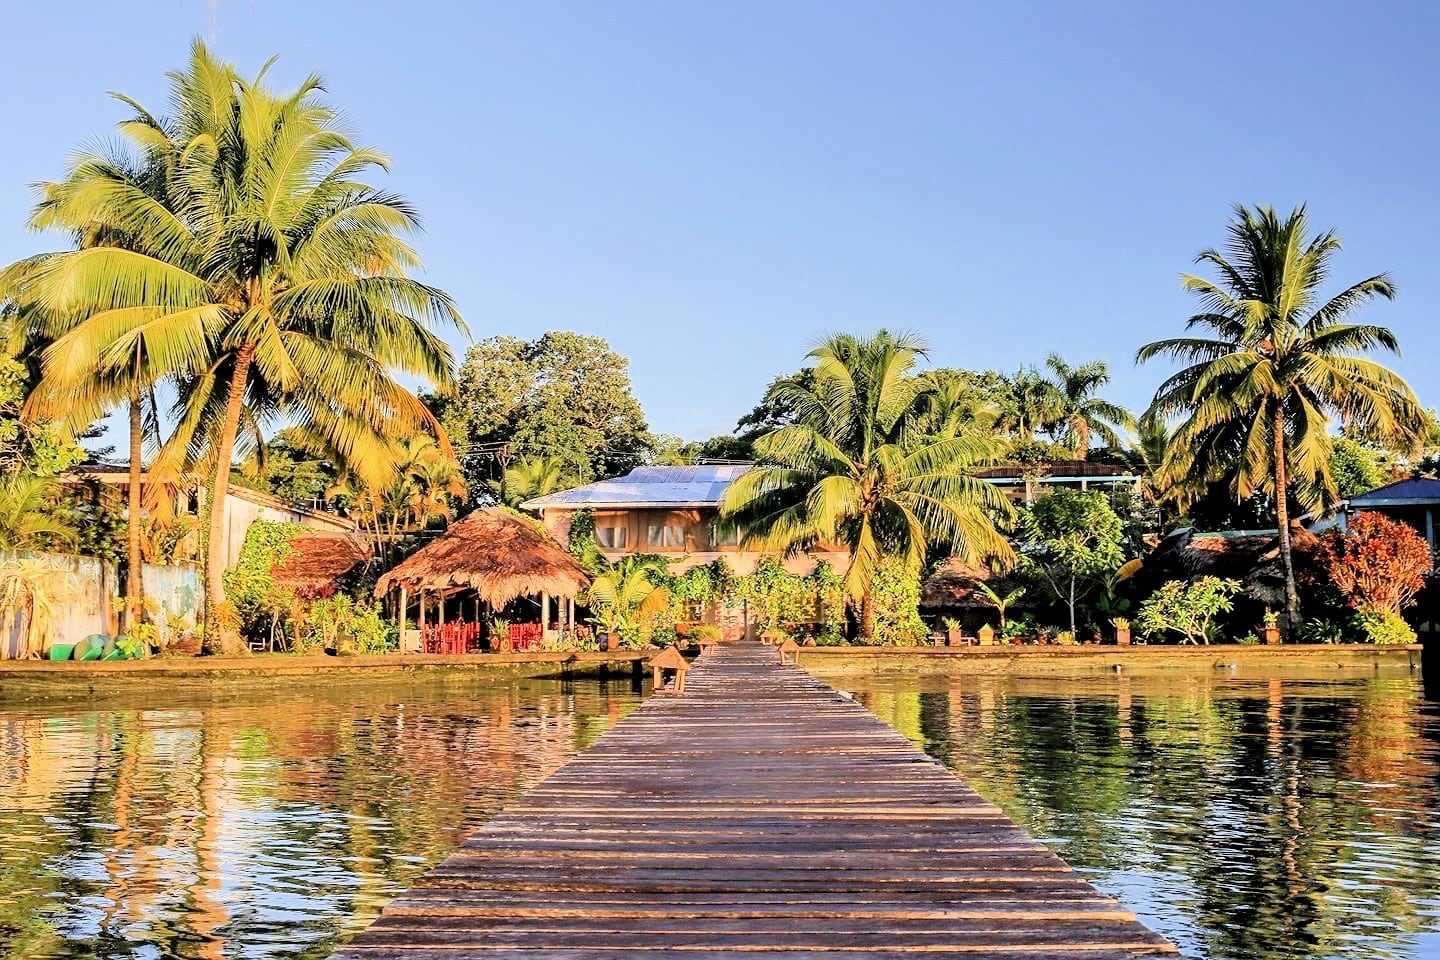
[
  {"left": 1315, "top": 512, "right": 1431, "bottom": 617},
  {"left": 1139, "top": 204, "right": 1424, "bottom": 632},
  {"left": 1135, "top": 576, "right": 1241, "bottom": 645},
  {"left": 7, "top": 41, "right": 462, "bottom": 651},
  {"left": 1016, "top": 490, "right": 1125, "bottom": 636},
  {"left": 721, "top": 331, "right": 1013, "bottom": 639}
]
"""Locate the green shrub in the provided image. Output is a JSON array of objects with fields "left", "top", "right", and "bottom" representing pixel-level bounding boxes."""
[
  {"left": 1355, "top": 607, "right": 1416, "bottom": 645},
  {"left": 1135, "top": 577, "right": 1240, "bottom": 645}
]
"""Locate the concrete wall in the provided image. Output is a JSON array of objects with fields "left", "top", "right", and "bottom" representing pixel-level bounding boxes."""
[{"left": 0, "top": 552, "right": 202, "bottom": 658}]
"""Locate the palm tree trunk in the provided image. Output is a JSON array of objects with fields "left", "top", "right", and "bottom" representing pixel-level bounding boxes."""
[
  {"left": 1272, "top": 403, "right": 1300, "bottom": 636},
  {"left": 860, "top": 590, "right": 876, "bottom": 642},
  {"left": 126, "top": 385, "right": 145, "bottom": 631},
  {"left": 202, "top": 343, "right": 255, "bottom": 655}
]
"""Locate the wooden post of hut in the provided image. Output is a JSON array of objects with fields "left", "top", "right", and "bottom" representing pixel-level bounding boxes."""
[
  {"left": 649, "top": 645, "right": 690, "bottom": 694},
  {"left": 778, "top": 637, "right": 800, "bottom": 665}
]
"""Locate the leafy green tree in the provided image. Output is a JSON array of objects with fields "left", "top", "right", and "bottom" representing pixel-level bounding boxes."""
[
  {"left": 1018, "top": 489, "right": 1124, "bottom": 636},
  {"left": 441, "top": 332, "right": 651, "bottom": 490},
  {"left": 8, "top": 42, "right": 462, "bottom": 651},
  {"left": 720, "top": 331, "right": 1013, "bottom": 640},
  {"left": 1328, "top": 436, "right": 1386, "bottom": 498},
  {"left": 1139, "top": 204, "right": 1423, "bottom": 632},
  {"left": 1040, "top": 354, "right": 1135, "bottom": 457},
  {"left": 239, "top": 428, "right": 338, "bottom": 504},
  {"left": 1135, "top": 576, "right": 1241, "bottom": 645}
]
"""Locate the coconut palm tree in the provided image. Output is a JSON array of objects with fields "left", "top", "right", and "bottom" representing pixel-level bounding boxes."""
[
  {"left": 1041, "top": 355, "right": 1135, "bottom": 457},
  {"left": 720, "top": 331, "right": 1013, "bottom": 640},
  {"left": 13, "top": 42, "right": 463, "bottom": 650},
  {"left": 1005, "top": 366, "right": 1061, "bottom": 441},
  {"left": 501, "top": 455, "right": 569, "bottom": 507},
  {"left": 17, "top": 149, "right": 183, "bottom": 628},
  {"left": 1139, "top": 204, "right": 1424, "bottom": 632}
]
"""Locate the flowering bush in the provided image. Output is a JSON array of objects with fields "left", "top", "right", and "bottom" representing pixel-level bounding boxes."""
[{"left": 1316, "top": 512, "right": 1431, "bottom": 614}]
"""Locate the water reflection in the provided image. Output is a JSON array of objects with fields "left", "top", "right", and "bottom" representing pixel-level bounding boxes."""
[
  {"left": 826, "top": 670, "right": 1440, "bottom": 960},
  {"left": 0, "top": 675, "right": 645, "bottom": 960}
]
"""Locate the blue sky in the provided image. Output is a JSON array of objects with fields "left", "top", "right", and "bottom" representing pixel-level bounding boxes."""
[{"left": 2, "top": 1, "right": 1436, "bottom": 441}]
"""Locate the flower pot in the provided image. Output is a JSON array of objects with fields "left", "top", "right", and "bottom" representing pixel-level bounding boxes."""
[
  {"left": 598, "top": 632, "right": 610, "bottom": 652},
  {"left": 946, "top": 629, "right": 964, "bottom": 647},
  {"left": 1264, "top": 625, "right": 1281, "bottom": 645},
  {"left": 1115, "top": 627, "right": 1131, "bottom": 646}
]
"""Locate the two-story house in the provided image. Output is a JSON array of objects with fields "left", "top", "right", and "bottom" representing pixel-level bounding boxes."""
[{"left": 522, "top": 465, "right": 850, "bottom": 576}]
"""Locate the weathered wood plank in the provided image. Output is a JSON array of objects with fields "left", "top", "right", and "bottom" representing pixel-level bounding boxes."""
[{"left": 335, "top": 643, "right": 1175, "bottom": 959}]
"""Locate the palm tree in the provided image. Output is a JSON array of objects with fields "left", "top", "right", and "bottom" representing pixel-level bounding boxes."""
[
  {"left": 14, "top": 43, "right": 463, "bottom": 650},
  {"left": 1041, "top": 355, "right": 1135, "bottom": 457},
  {"left": 0, "top": 474, "right": 79, "bottom": 551},
  {"left": 1139, "top": 204, "right": 1424, "bottom": 632},
  {"left": 18, "top": 149, "right": 181, "bottom": 628},
  {"left": 1005, "top": 366, "right": 1061, "bottom": 441},
  {"left": 586, "top": 555, "right": 671, "bottom": 645},
  {"left": 974, "top": 581, "right": 1025, "bottom": 631},
  {"left": 501, "top": 455, "right": 569, "bottom": 507},
  {"left": 720, "top": 331, "right": 1013, "bottom": 640}
]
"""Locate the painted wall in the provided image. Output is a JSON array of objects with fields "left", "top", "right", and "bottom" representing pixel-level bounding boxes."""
[{"left": 0, "top": 552, "right": 202, "bottom": 658}]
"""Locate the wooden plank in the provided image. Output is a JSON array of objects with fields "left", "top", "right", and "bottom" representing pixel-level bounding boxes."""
[{"left": 336, "top": 643, "right": 1176, "bottom": 959}]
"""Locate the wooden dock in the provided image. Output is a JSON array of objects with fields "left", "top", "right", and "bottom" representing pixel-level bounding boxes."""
[{"left": 337, "top": 642, "right": 1176, "bottom": 959}]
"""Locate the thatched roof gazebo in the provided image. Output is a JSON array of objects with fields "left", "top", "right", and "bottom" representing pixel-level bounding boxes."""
[
  {"left": 273, "top": 533, "right": 370, "bottom": 600},
  {"left": 375, "top": 508, "right": 592, "bottom": 653}
]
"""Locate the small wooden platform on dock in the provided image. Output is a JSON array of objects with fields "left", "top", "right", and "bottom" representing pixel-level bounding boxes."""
[{"left": 337, "top": 642, "right": 1175, "bottom": 959}]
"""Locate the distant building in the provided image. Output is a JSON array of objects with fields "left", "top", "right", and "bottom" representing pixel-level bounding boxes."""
[
  {"left": 71, "top": 467, "right": 355, "bottom": 568},
  {"left": 972, "top": 459, "right": 1141, "bottom": 505},
  {"left": 1341, "top": 477, "right": 1440, "bottom": 551},
  {"left": 521, "top": 465, "right": 850, "bottom": 576}
]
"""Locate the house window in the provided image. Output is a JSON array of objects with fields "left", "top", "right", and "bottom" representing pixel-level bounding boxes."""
[
  {"left": 711, "top": 522, "right": 739, "bottom": 547},
  {"left": 596, "top": 525, "right": 628, "bottom": 549},
  {"left": 647, "top": 524, "right": 687, "bottom": 549}
]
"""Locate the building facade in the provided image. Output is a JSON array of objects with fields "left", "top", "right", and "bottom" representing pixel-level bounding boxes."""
[{"left": 522, "top": 465, "right": 850, "bottom": 576}]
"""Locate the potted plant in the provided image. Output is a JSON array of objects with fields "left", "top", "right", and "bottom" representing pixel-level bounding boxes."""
[
  {"left": 1112, "top": 616, "right": 1131, "bottom": 646},
  {"left": 941, "top": 616, "right": 964, "bottom": 646},
  {"left": 1262, "top": 609, "right": 1281, "bottom": 645}
]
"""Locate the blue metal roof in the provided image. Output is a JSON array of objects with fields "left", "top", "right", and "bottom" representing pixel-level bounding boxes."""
[
  {"left": 522, "top": 465, "right": 752, "bottom": 510},
  {"left": 1349, "top": 477, "right": 1440, "bottom": 503}
]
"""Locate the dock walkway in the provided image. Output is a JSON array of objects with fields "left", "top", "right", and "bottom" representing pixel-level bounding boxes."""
[{"left": 338, "top": 642, "right": 1175, "bottom": 959}]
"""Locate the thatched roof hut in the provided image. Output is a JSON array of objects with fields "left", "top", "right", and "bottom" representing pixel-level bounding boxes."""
[
  {"left": 1137, "top": 527, "right": 1320, "bottom": 607},
  {"left": 272, "top": 533, "right": 370, "bottom": 599},
  {"left": 921, "top": 558, "right": 1024, "bottom": 610},
  {"left": 374, "top": 508, "right": 591, "bottom": 605}
]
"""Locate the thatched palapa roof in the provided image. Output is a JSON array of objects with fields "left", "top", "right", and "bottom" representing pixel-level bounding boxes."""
[
  {"left": 921, "top": 558, "right": 1026, "bottom": 609},
  {"left": 374, "top": 508, "right": 591, "bottom": 604},
  {"left": 273, "top": 533, "right": 370, "bottom": 599}
]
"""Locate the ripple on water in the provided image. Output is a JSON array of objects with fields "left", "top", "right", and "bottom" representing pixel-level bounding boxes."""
[
  {"left": 826, "top": 669, "right": 1440, "bottom": 960},
  {"left": 0, "top": 675, "right": 645, "bottom": 960}
]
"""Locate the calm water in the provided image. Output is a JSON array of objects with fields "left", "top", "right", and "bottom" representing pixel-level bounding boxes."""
[
  {"left": 4, "top": 669, "right": 1439, "bottom": 960},
  {"left": 0, "top": 675, "right": 646, "bottom": 960},
  {"left": 819, "top": 668, "right": 1440, "bottom": 960}
]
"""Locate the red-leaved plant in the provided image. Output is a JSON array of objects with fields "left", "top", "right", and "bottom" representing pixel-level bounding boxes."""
[{"left": 1315, "top": 512, "right": 1432, "bottom": 613}]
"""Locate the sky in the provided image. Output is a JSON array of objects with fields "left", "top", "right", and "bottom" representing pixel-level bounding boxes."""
[{"left": 2, "top": 1, "right": 1437, "bottom": 442}]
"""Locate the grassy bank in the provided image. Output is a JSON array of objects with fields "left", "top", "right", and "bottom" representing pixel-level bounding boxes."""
[
  {"left": 0, "top": 650, "right": 653, "bottom": 704},
  {"left": 796, "top": 643, "right": 1425, "bottom": 680}
]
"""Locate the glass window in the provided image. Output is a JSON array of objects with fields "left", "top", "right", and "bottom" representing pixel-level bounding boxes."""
[
  {"left": 595, "top": 525, "right": 628, "bottom": 549},
  {"left": 647, "top": 524, "right": 687, "bottom": 548},
  {"left": 711, "top": 522, "right": 739, "bottom": 547}
]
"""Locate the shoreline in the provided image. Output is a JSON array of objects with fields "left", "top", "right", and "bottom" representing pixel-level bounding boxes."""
[
  {"left": 798, "top": 642, "right": 1425, "bottom": 679},
  {"left": 0, "top": 650, "right": 652, "bottom": 704},
  {"left": 1, "top": 643, "right": 1425, "bottom": 702}
]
